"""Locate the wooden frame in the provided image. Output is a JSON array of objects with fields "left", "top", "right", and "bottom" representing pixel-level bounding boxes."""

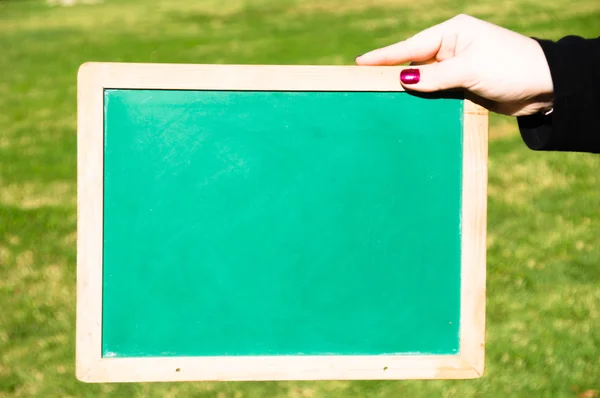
[{"left": 77, "top": 63, "right": 487, "bottom": 383}]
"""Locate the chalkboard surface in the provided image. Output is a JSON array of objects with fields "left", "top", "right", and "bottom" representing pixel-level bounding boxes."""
[
  {"left": 77, "top": 63, "right": 487, "bottom": 382},
  {"left": 103, "top": 90, "right": 463, "bottom": 357}
]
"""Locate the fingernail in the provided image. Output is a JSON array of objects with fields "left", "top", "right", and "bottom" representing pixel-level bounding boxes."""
[{"left": 400, "top": 68, "right": 420, "bottom": 85}]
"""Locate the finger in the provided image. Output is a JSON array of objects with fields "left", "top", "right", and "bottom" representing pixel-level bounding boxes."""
[
  {"left": 465, "top": 91, "right": 496, "bottom": 111},
  {"left": 409, "top": 58, "right": 437, "bottom": 66},
  {"left": 356, "top": 25, "right": 445, "bottom": 66},
  {"left": 400, "top": 57, "right": 472, "bottom": 92}
]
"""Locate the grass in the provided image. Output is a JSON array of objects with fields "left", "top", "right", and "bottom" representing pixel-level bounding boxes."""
[{"left": 1, "top": 0, "right": 599, "bottom": 396}]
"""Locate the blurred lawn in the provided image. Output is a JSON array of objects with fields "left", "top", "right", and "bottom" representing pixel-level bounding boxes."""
[{"left": 1, "top": 0, "right": 599, "bottom": 397}]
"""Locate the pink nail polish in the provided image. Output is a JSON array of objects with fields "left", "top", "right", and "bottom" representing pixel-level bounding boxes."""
[{"left": 400, "top": 69, "right": 420, "bottom": 85}]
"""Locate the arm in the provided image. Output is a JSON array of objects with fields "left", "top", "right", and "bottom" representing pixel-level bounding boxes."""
[{"left": 518, "top": 37, "right": 600, "bottom": 153}]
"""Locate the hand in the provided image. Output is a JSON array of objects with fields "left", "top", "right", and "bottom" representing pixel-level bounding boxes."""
[{"left": 356, "top": 14, "right": 554, "bottom": 116}]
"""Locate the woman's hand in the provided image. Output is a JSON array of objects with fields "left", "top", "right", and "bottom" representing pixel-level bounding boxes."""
[{"left": 356, "top": 14, "right": 554, "bottom": 116}]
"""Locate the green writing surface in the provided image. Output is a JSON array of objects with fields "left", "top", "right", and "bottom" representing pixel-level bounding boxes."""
[{"left": 102, "top": 90, "right": 463, "bottom": 358}]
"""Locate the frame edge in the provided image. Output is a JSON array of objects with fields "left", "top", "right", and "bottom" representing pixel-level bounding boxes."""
[
  {"left": 459, "top": 99, "right": 488, "bottom": 378},
  {"left": 77, "top": 354, "right": 478, "bottom": 383},
  {"left": 76, "top": 63, "right": 106, "bottom": 382},
  {"left": 83, "top": 62, "right": 408, "bottom": 92}
]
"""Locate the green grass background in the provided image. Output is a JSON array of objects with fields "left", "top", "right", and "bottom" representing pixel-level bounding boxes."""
[{"left": 0, "top": 0, "right": 599, "bottom": 396}]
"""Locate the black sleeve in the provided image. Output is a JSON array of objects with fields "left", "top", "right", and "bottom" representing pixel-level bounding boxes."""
[{"left": 517, "top": 36, "right": 600, "bottom": 153}]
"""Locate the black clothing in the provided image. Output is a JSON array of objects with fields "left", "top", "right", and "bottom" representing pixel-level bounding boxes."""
[{"left": 518, "top": 36, "right": 600, "bottom": 153}]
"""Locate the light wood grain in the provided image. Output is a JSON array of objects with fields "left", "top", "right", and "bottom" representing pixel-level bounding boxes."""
[
  {"left": 80, "top": 62, "right": 407, "bottom": 91},
  {"left": 459, "top": 100, "right": 488, "bottom": 376},
  {"left": 79, "top": 355, "right": 480, "bottom": 383},
  {"left": 76, "top": 63, "right": 105, "bottom": 380},
  {"left": 76, "top": 63, "right": 488, "bottom": 382}
]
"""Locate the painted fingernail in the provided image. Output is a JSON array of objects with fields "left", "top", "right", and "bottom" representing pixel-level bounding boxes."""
[{"left": 400, "top": 68, "right": 420, "bottom": 85}]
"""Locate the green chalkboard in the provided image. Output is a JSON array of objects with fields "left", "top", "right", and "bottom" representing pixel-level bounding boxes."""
[{"left": 102, "top": 90, "right": 463, "bottom": 358}]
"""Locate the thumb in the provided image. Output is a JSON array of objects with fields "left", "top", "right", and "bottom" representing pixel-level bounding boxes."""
[{"left": 400, "top": 58, "right": 472, "bottom": 92}]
